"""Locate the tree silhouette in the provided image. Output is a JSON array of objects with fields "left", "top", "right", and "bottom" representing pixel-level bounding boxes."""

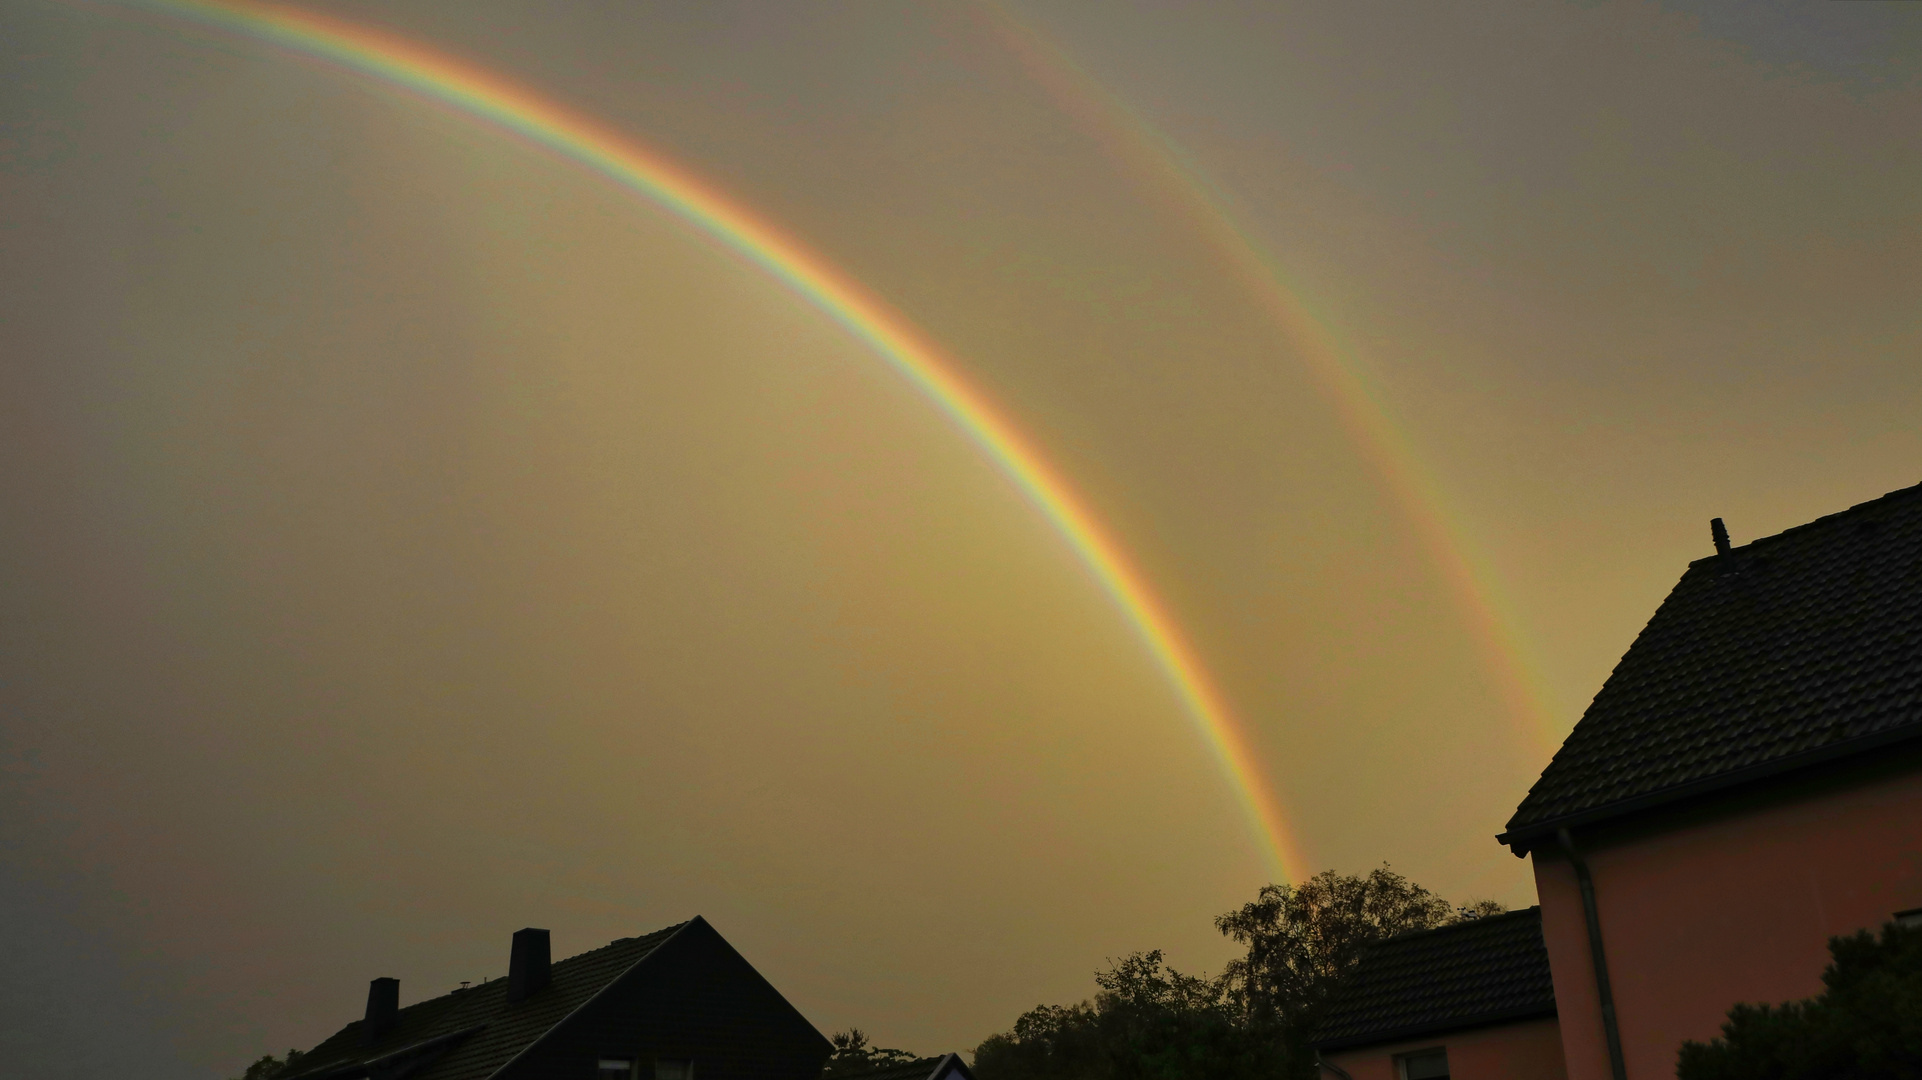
[
  {"left": 1678, "top": 921, "right": 1922, "bottom": 1080},
  {"left": 230, "top": 1050, "right": 304, "bottom": 1080},
  {"left": 824, "top": 1028, "right": 921, "bottom": 1076},
  {"left": 975, "top": 866, "right": 1493, "bottom": 1080}
]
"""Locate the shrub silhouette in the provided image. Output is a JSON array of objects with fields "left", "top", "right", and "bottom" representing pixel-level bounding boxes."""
[{"left": 1677, "top": 921, "right": 1922, "bottom": 1080}]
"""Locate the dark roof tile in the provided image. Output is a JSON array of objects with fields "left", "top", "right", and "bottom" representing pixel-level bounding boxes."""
[{"left": 1313, "top": 908, "right": 1555, "bottom": 1051}]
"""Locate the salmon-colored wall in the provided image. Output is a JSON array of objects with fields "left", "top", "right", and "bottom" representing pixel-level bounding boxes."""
[
  {"left": 1535, "top": 766, "right": 1922, "bottom": 1080},
  {"left": 1321, "top": 1017, "right": 1566, "bottom": 1080}
]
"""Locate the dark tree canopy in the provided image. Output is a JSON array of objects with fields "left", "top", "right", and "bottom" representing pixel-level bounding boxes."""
[
  {"left": 1214, "top": 866, "right": 1457, "bottom": 1038},
  {"left": 1677, "top": 921, "right": 1922, "bottom": 1080},
  {"left": 974, "top": 866, "right": 1494, "bottom": 1080},
  {"left": 973, "top": 950, "right": 1284, "bottom": 1080},
  {"left": 823, "top": 1028, "right": 921, "bottom": 1077},
  {"left": 230, "top": 1050, "right": 304, "bottom": 1080}
]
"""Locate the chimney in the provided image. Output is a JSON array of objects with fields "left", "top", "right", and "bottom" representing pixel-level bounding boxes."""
[
  {"left": 1710, "top": 517, "right": 1731, "bottom": 556},
  {"left": 362, "top": 977, "right": 399, "bottom": 1046},
  {"left": 507, "top": 928, "right": 551, "bottom": 1003}
]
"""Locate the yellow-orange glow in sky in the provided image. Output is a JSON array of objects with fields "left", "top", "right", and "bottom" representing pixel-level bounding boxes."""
[{"left": 3, "top": 1, "right": 1921, "bottom": 1074}]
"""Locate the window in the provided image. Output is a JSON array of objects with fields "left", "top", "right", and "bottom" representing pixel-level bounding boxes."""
[
  {"left": 655, "top": 1061, "right": 694, "bottom": 1080},
  {"left": 597, "top": 1060, "right": 634, "bottom": 1079},
  {"left": 1397, "top": 1048, "right": 1448, "bottom": 1080},
  {"left": 1896, "top": 908, "right": 1922, "bottom": 929}
]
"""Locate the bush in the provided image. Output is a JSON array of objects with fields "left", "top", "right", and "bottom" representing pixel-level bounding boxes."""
[{"left": 1677, "top": 921, "right": 1922, "bottom": 1080}]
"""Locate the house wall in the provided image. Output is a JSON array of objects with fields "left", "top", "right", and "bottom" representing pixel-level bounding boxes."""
[
  {"left": 1321, "top": 1016, "right": 1566, "bottom": 1080},
  {"left": 1535, "top": 764, "right": 1922, "bottom": 1080}
]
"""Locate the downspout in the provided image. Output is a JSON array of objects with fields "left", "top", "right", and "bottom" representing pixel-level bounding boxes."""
[
  {"left": 1314, "top": 1052, "right": 1354, "bottom": 1080},
  {"left": 1557, "top": 828, "right": 1628, "bottom": 1080}
]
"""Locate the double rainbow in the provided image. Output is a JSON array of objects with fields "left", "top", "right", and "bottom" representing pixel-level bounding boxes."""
[{"left": 113, "top": 0, "right": 1311, "bottom": 881}]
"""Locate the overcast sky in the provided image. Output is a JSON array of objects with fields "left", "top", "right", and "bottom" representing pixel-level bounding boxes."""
[{"left": 3, "top": 1, "right": 1921, "bottom": 1075}]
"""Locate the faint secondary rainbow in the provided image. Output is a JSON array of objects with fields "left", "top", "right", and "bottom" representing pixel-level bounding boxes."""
[
  {"left": 107, "top": 0, "right": 1311, "bottom": 881},
  {"left": 983, "top": 5, "right": 1563, "bottom": 761}
]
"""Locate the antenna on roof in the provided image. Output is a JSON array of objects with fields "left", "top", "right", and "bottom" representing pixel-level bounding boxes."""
[{"left": 1710, "top": 517, "right": 1731, "bottom": 556}]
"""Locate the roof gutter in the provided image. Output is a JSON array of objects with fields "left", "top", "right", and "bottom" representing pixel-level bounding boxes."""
[
  {"left": 1499, "top": 719, "right": 1922, "bottom": 856},
  {"left": 1314, "top": 1052, "right": 1355, "bottom": 1080},
  {"left": 1310, "top": 1002, "right": 1559, "bottom": 1054},
  {"left": 1557, "top": 829, "right": 1626, "bottom": 1080}
]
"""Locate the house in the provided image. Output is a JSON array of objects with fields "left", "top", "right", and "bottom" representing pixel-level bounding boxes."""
[
  {"left": 1497, "top": 483, "right": 1922, "bottom": 1080},
  {"left": 280, "top": 917, "right": 832, "bottom": 1080},
  {"left": 1313, "top": 907, "right": 1564, "bottom": 1080}
]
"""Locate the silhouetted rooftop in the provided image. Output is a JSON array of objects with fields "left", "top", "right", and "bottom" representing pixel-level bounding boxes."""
[
  {"left": 1502, "top": 481, "right": 1922, "bottom": 852},
  {"left": 1313, "top": 907, "right": 1556, "bottom": 1052},
  {"left": 283, "top": 923, "right": 686, "bottom": 1080}
]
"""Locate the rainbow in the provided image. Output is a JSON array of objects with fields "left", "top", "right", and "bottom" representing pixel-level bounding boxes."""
[
  {"left": 105, "top": 0, "right": 1311, "bottom": 881},
  {"left": 983, "top": 5, "right": 1563, "bottom": 761}
]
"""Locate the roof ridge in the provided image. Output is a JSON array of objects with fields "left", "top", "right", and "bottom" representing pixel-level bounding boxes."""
[
  {"left": 1688, "top": 478, "right": 1922, "bottom": 565},
  {"left": 1375, "top": 906, "right": 1541, "bottom": 944},
  {"left": 382, "top": 921, "right": 690, "bottom": 1020},
  {"left": 284, "top": 921, "right": 694, "bottom": 1079}
]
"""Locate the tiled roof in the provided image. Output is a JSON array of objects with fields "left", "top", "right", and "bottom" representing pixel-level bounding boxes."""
[
  {"left": 284, "top": 923, "right": 687, "bottom": 1080},
  {"left": 1312, "top": 908, "right": 1556, "bottom": 1051},
  {"left": 1502, "top": 482, "right": 1922, "bottom": 850}
]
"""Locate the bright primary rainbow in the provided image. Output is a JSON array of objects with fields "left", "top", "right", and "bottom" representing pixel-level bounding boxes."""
[{"left": 112, "top": 0, "right": 1311, "bottom": 882}]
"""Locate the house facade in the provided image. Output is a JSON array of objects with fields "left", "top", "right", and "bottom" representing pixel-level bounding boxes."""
[
  {"left": 1317, "top": 484, "right": 1922, "bottom": 1080},
  {"left": 282, "top": 917, "right": 832, "bottom": 1080},
  {"left": 1498, "top": 484, "right": 1922, "bottom": 1080}
]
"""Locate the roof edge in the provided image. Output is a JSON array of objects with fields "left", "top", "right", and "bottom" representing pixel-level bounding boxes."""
[
  {"left": 1313, "top": 1003, "right": 1558, "bottom": 1054},
  {"left": 482, "top": 919, "right": 696, "bottom": 1080},
  {"left": 1370, "top": 906, "right": 1542, "bottom": 945},
  {"left": 937, "top": 1052, "right": 980, "bottom": 1080},
  {"left": 1499, "top": 719, "right": 1922, "bottom": 854},
  {"left": 280, "top": 1024, "right": 486, "bottom": 1080},
  {"left": 1682, "top": 481, "right": 1922, "bottom": 570}
]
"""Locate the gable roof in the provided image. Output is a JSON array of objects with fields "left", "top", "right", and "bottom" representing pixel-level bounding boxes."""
[
  {"left": 284, "top": 922, "right": 688, "bottom": 1080},
  {"left": 1501, "top": 481, "right": 1922, "bottom": 853},
  {"left": 1313, "top": 907, "right": 1556, "bottom": 1052}
]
